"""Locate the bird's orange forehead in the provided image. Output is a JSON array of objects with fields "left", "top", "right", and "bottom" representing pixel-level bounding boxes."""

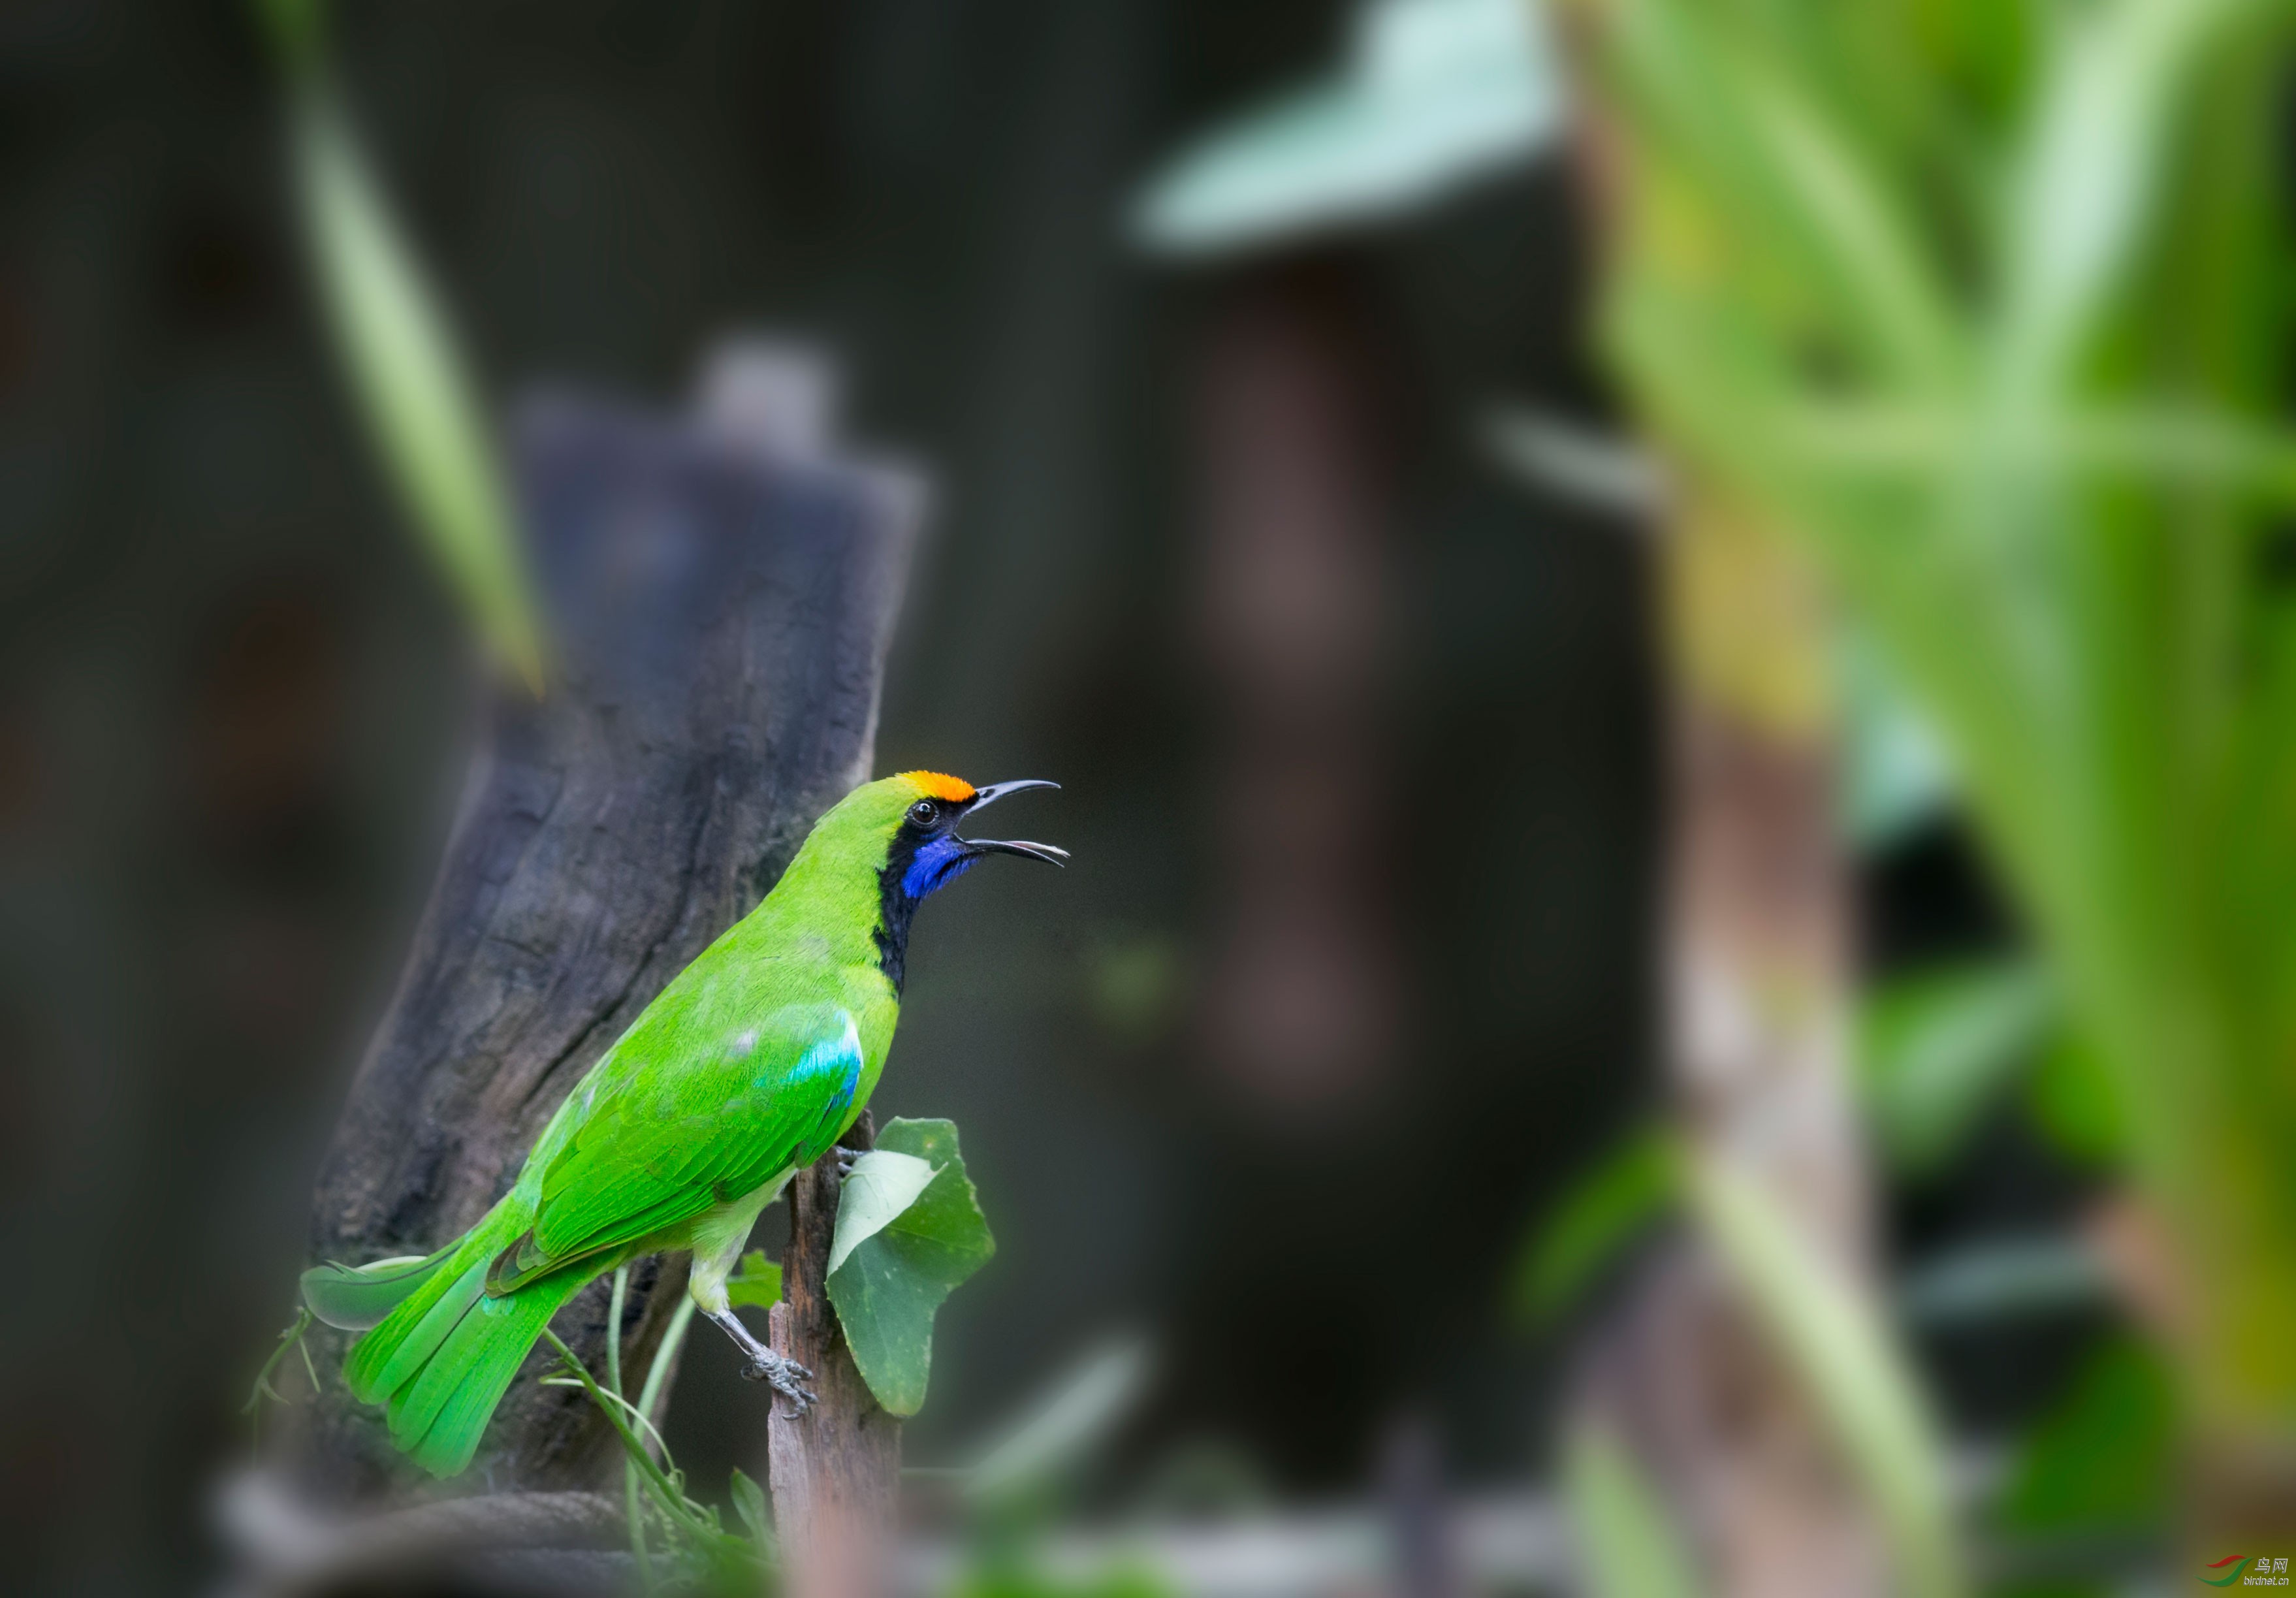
[{"left": 901, "top": 771, "right": 977, "bottom": 803}]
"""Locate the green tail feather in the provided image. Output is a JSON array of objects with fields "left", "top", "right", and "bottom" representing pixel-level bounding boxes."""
[
  {"left": 392, "top": 1274, "right": 587, "bottom": 1476},
  {"left": 300, "top": 1247, "right": 455, "bottom": 1332},
  {"left": 323, "top": 1201, "right": 590, "bottom": 1477},
  {"left": 339, "top": 1213, "right": 513, "bottom": 1404}
]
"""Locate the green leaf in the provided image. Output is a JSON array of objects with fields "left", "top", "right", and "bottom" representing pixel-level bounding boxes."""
[
  {"left": 725, "top": 1249, "right": 783, "bottom": 1311},
  {"left": 965, "top": 1341, "right": 1151, "bottom": 1503},
  {"left": 1510, "top": 1128, "right": 1676, "bottom": 1324},
  {"left": 1898, "top": 1235, "right": 2108, "bottom": 1329},
  {"left": 1996, "top": 1335, "right": 2174, "bottom": 1538},
  {"left": 827, "top": 1118, "right": 997, "bottom": 1417},
  {"left": 1565, "top": 1419, "right": 1704, "bottom": 1598},
  {"left": 1858, "top": 957, "right": 2054, "bottom": 1177},
  {"left": 289, "top": 82, "right": 545, "bottom": 692},
  {"left": 728, "top": 1466, "right": 772, "bottom": 1548},
  {"left": 2026, "top": 1029, "right": 2125, "bottom": 1169},
  {"left": 828, "top": 1151, "right": 939, "bottom": 1275},
  {"left": 953, "top": 1565, "right": 1175, "bottom": 1598},
  {"left": 1839, "top": 630, "right": 1954, "bottom": 850},
  {"left": 1688, "top": 1157, "right": 1965, "bottom": 1598},
  {"left": 1128, "top": 0, "right": 1567, "bottom": 258}
]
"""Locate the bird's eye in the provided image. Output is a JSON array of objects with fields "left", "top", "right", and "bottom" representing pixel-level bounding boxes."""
[{"left": 907, "top": 799, "right": 940, "bottom": 828}]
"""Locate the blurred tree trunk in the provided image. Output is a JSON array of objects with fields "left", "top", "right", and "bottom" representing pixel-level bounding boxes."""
[
  {"left": 1550, "top": 14, "right": 1892, "bottom": 1589},
  {"left": 769, "top": 1111, "right": 903, "bottom": 1598},
  {"left": 1577, "top": 494, "right": 1885, "bottom": 1597},
  {"left": 1196, "top": 271, "right": 1399, "bottom": 1124},
  {"left": 294, "top": 349, "right": 917, "bottom": 1498}
]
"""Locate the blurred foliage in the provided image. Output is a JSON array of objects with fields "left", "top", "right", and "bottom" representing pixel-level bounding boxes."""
[
  {"left": 1132, "top": 0, "right": 1565, "bottom": 257},
  {"left": 1510, "top": 1127, "right": 1675, "bottom": 1325},
  {"left": 964, "top": 1342, "right": 1152, "bottom": 1509},
  {"left": 1084, "top": 934, "right": 1188, "bottom": 1046},
  {"left": 927, "top": 1343, "right": 1172, "bottom": 1598},
  {"left": 1574, "top": 0, "right": 2296, "bottom": 1458},
  {"left": 1566, "top": 1418, "right": 1706, "bottom": 1598},
  {"left": 724, "top": 1248, "right": 784, "bottom": 1311},
  {"left": 1989, "top": 1337, "right": 2176, "bottom": 1598},
  {"left": 949, "top": 1566, "right": 1174, "bottom": 1598},
  {"left": 1898, "top": 1236, "right": 2107, "bottom": 1331},
  {"left": 544, "top": 1326, "right": 770, "bottom": 1591},
  {"left": 253, "top": 0, "right": 545, "bottom": 691},
  {"left": 1688, "top": 1157, "right": 1963, "bottom": 1598},
  {"left": 1996, "top": 1336, "right": 2175, "bottom": 1550},
  {"left": 240, "top": 1307, "right": 320, "bottom": 1448},
  {"left": 2026, "top": 1029, "right": 2127, "bottom": 1172},
  {"left": 1839, "top": 628, "right": 1955, "bottom": 850},
  {"left": 829, "top": 1118, "right": 997, "bottom": 1417},
  {"left": 1857, "top": 957, "right": 2053, "bottom": 1179}
]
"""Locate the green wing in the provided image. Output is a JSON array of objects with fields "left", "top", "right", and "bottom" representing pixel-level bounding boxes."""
[{"left": 486, "top": 1002, "right": 863, "bottom": 1293}]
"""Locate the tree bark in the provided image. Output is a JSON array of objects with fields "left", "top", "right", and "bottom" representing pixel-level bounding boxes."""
[
  {"left": 769, "top": 1111, "right": 904, "bottom": 1598},
  {"left": 296, "top": 347, "right": 917, "bottom": 1498}
]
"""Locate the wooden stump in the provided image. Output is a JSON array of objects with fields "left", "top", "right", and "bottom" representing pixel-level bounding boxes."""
[
  {"left": 769, "top": 1111, "right": 904, "bottom": 1598},
  {"left": 296, "top": 347, "right": 917, "bottom": 1497}
]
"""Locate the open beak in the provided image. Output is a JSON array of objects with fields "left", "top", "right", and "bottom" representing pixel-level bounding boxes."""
[{"left": 960, "top": 779, "right": 1068, "bottom": 867}]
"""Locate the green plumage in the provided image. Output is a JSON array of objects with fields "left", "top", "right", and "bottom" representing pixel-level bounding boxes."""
[{"left": 302, "top": 771, "right": 1040, "bottom": 1477}]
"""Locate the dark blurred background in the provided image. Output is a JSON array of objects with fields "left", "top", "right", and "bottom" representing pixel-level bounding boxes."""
[{"left": 0, "top": 4, "right": 1655, "bottom": 1591}]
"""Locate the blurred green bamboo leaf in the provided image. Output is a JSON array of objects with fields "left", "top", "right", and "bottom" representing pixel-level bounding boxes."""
[
  {"left": 1898, "top": 1235, "right": 2108, "bottom": 1330},
  {"left": 827, "top": 1119, "right": 996, "bottom": 1418},
  {"left": 1510, "top": 1128, "right": 1675, "bottom": 1325},
  {"left": 1580, "top": 0, "right": 2296, "bottom": 1526},
  {"left": 1564, "top": 1419, "right": 1704, "bottom": 1598},
  {"left": 965, "top": 1341, "right": 1151, "bottom": 1504},
  {"left": 728, "top": 1465, "right": 773, "bottom": 1550},
  {"left": 1858, "top": 957, "right": 2054, "bottom": 1177},
  {"left": 1726, "top": 54, "right": 1962, "bottom": 392},
  {"left": 287, "top": 79, "right": 544, "bottom": 692},
  {"left": 1996, "top": 0, "right": 2269, "bottom": 394},
  {"left": 1689, "top": 1157, "right": 1965, "bottom": 1598},
  {"left": 1995, "top": 1335, "right": 2174, "bottom": 1540},
  {"left": 1130, "top": 0, "right": 1567, "bottom": 258},
  {"left": 1840, "top": 630, "right": 1955, "bottom": 850},
  {"left": 2026, "top": 1031, "right": 2125, "bottom": 1170},
  {"left": 1482, "top": 403, "right": 1666, "bottom": 516}
]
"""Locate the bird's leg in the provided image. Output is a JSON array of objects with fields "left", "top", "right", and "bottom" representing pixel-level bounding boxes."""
[
  {"left": 705, "top": 1306, "right": 814, "bottom": 1413},
  {"left": 834, "top": 1146, "right": 862, "bottom": 1180}
]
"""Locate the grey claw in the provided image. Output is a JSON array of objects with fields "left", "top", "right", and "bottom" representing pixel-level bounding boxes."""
[
  {"left": 834, "top": 1147, "right": 861, "bottom": 1179},
  {"left": 742, "top": 1350, "right": 817, "bottom": 1413}
]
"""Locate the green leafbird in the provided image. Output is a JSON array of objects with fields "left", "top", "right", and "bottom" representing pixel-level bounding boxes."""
[{"left": 300, "top": 770, "right": 1064, "bottom": 1477}]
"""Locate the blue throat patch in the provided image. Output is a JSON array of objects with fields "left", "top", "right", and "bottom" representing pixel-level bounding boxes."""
[{"left": 901, "top": 834, "right": 978, "bottom": 900}]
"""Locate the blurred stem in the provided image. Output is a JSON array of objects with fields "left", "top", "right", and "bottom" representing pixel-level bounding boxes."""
[
  {"left": 542, "top": 1329, "right": 741, "bottom": 1559},
  {"left": 255, "top": 0, "right": 547, "bottom": 694},
  {"left": 287, "top": 84, "right": 545, "bottom": 692},
  {"left": 1689, "top": 1156, "right": 1962, "bottom": 1598},
  {"left": 240, "top": 1307, "right": 316, "bottom": 1451},
  {"left": 607, "top": 1266, "right": 628, "bottom": 1399},
  {"left": 626, "top": 1283, "right": 694, "bottom": 1590},
  {"left": 608, "top": 1266, "right": 654, "bottom": 1589},
  {"left": 638, "top": 1293, "right": 697, "bottom": 1436}
]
